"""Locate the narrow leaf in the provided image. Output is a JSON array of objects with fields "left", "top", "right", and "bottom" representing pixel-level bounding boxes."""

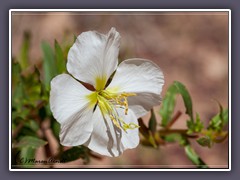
[
  {"left": 148, "top": 132, "right": 158, "bottom": 148},
  {"left": 173, "top": 81, "right": 193, "bottom": 121},
  {"left": 208, "top": 109, "right": 228, "bottom": 131},
  {"left": 159, "top": 85, "right": 177, "bottom": 127},
  {"left": 184, "top": 144, "right": 208, "bottom": 168},
  {"left": 51, "top": 120, "right": 60, "bottom": 140},
  {"left": 24, "top": 120, "right": 39, "bottom": 132},
  {"left": 20, "top": 146, "right": 35, "bottom": 167},
  {"left": 221, "top": 109, "right": 229, "bottom": 127},
  {"left": 60, "top": 146, "right": 88, "bottom": 163},
  {"left": 18, "top": 31, "right": 31, "bottom": 69},
  {"left": 12, "top": 81, "right": 25, "bottom": 111},
  {"left": 74, "top": 34, "right": 77, "bottom": 42},
  {"left": 148, "top": 109, "right": 157, "bottom": 133},
  {"left": 41, "top": 42, "right": 57, "bottom": 90},
  {"left": 15, "top": 136, "right": 47, "bottom": 149},
  {"left": 12, "top": 61, "right": 22, "bottom": 86},
  {"left": 160, "top": 81, "right": 193, "bottom": 127},
  {"left": 54, "top": 40, "right": 66, "bottom": 73}
]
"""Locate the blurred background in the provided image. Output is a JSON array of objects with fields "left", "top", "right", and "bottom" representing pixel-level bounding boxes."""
[{"left": 11, "top": 11, "right": 229, "bottom": 168}]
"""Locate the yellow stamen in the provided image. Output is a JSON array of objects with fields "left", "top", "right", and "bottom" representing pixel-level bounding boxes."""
[{"left": 86, "top": 88, "right": 139, "bottom": 132}]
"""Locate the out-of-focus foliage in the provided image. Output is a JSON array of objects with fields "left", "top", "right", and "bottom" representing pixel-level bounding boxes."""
[
  {"left": 141, "top": 81, "right": 228, "bottom": 168},
  {"left": 12, "top": 32, "right": 228, "bottom": 168},
  {"left": 160, "top": 81, "right": 193, "bottom": 127}
]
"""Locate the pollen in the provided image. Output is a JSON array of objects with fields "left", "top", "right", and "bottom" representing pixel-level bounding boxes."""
[{"left": 87, "top": 89, "right": 139, "bottom": 131}]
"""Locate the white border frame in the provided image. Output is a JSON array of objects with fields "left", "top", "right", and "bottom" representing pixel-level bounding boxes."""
[{"left": 9, "top": 9, "right": 231, "bottom": 171}]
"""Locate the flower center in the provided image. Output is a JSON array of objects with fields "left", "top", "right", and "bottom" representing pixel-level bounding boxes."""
[{"left": 87, "top": 89, "right": 139, "bottom": 131}]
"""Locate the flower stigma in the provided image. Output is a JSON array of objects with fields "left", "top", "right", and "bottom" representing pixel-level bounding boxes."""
[{"left": 86, "top": 89, "right": 139, "bottom": 132}]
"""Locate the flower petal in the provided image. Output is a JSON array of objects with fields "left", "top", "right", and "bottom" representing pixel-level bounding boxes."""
[
  {"left": 107, "top": 58, "right": 164, "bottom": 94},
  {"left": 59, "top": 107, "right": 94, "bottom": 146},
  {"left": 50, "top": 74, "right": 94, "bottom": 145},
  {"left": 85, "top": 107, "right": 139, "bottom": 157},
  {"left": 128, "top": 92, "right": 162, "bottom": 118},
  {"left": 67, "top": 27, "right": 120, "bottom": 90},
  {"left": 107, "top": 58, "right": 164, "bottom": 118}
]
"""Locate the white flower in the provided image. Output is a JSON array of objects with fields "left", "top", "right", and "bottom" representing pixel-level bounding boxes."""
[{"left": 50, "top": 27, "right": 164, "bottom": 157}]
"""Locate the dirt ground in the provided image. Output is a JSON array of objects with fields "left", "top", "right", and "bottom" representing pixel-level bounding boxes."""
[{"left": 12, "top": 11, "right": 229, "bottom": 168}]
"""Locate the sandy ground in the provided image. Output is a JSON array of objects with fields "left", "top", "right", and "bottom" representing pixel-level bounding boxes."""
[{"left": 12, "top": 11, "right": 229, "bottom": 168}]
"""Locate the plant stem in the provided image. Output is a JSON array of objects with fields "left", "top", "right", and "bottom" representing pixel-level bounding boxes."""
[
  {"left": 158, "top": 129, "right": 199, "bottom": 138},
  {"left": 166, "top": 111, "right": 182, "bottom": 129}
]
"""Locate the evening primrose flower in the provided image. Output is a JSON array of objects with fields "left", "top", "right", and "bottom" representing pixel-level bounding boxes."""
[{"left": 50, "top": 27, "right": 164, "bottom": 157}]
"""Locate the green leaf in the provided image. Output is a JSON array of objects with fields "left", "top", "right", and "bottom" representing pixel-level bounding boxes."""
[
  {"left": 22, "top": 68, "right": 43, "bottom": 107},
  {"left": 139, "top": 117, "right": 158, "bottom": 148},
  {"left": 197, "top": 136, "right": 212, "bottom": 148},
  {"left": 148, "top": 132, "right": 158, "bottom": 148},
  {"left": 12, "top": 79, "right": 25, "bottom": 101},
  {"left": 54, "top": 40, "right": 66, "bottom": 73},
  {"left": 41, "top": 41, "right": 57, "bottom": 90},
  {"left": 221, "top": 110, "right": 229, "bottom": 126},
  {"left": 217, "top": 102, "right": 228, "bottom": 127},
  {"left": 24, "top": 120, "right": 39, "bottom": 132},
  {"left": 51, "top": 120, "right": 60, "bottom": 140},
  {"left": 60, "top": 146, "right": 88, "bottom": 163},
  {"left": 208, "top": 108, "right": 228, "bottom": 131},
  {"left": 160, "top": 81, "right": 193, "bottom": 127},
  {"left": 73, "top": 34, "right": 77, "bottom": 42},
  {"left": 159, "top": 85, "right": 177, "bottom": 127},
  {"left": 12, "top": 61, "right": 22, "bottom": 86},
  {"left": 18, "top": 127, "right": 38, "bottom": 137},
  {"left": 184, "top": 144, "right": 208, "bottom": 168},
  {"left": 12, "top": 81, "right": 25, "bottom": 111},
  {"left": 15, "top": 136, "right": 47, "bottom": 149},
  {"left": 187, "top": 113, "right": 204, "bottom": 134},
  {"left": 148, "top": 109, "right": 157, "bottom": 133},
  {"left": 173, "top": 81, "right": 193, "bottom": 121},
  {"left": 18, "top": 31, "right": 31, "bottom": 69},
  {"left": 20, "top": 146, "right": 35, "bottom": 167}
]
